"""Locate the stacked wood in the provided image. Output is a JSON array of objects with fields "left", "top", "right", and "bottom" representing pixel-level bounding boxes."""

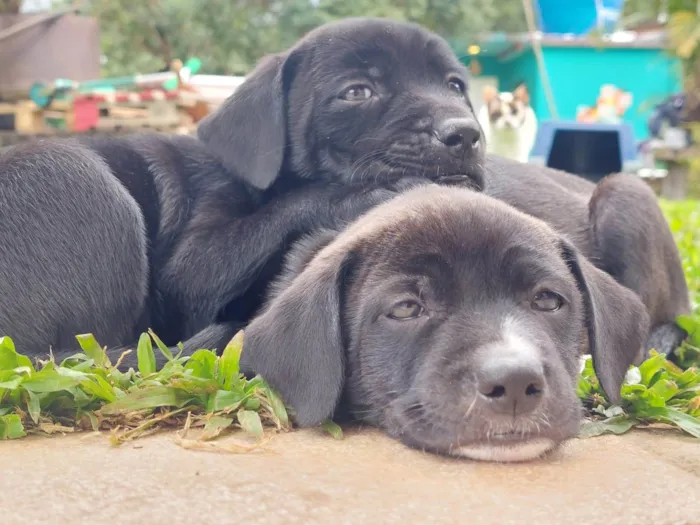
[{"left": 0, "top": 89, "right": 195, "bottom": 135}]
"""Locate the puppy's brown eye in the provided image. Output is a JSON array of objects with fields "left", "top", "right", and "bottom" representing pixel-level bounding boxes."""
[
  {"left": 531, "top": 291, "right": 564, "bottom": 312},
  {"left": 447, "top": 78, "right": 465, "bottom": 94},
  {"left": 340, "top": 85, "right": 374, "bottom": 102},
  {"left": 388, "top": 300, "right": 424, "bottom": 320}
]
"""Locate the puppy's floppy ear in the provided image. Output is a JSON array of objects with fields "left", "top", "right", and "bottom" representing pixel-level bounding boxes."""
[
  {"left": 559, "top": 239, "right": 649, "bottom": 404},
  {"left": 240, "top": 246, "right": 354, "bottom": 426},
  {"left": 197, "top": 52, "right": 295, "bottom": 190}
]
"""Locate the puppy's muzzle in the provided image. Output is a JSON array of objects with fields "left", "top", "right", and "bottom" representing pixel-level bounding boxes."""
[
  {"left": 478, "top": 354, "right": 545, "bottom": 417},
  {"left": 434, "top": 117, "right": 481, "bottom": 155}
]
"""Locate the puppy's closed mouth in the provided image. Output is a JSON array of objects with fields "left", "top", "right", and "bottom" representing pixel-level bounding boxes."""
[{"left": 451, "top": 437, "right": 557, "bottom": 463}]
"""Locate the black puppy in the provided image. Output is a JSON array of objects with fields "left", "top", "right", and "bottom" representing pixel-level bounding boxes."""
[
  {"left": 1, "top": 17, "right": 481, "bottom": 358},
  {"left": 1, "top": 17, "right": 688, "bottom": 364},
  {"left": 193, "top": 17, "right": 689, "bottom": 359},
  {"left": 240, "top": 186, "right": 650, "bottom": 461}
]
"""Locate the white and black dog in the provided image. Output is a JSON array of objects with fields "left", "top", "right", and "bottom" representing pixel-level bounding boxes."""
[{"left": 478, "top": 83, "right": 538, "bottom": 163}]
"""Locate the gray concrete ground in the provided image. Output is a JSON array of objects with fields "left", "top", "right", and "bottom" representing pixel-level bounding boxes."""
[{"left": 1, "top": 427, "right": 699, "bottom": 525}]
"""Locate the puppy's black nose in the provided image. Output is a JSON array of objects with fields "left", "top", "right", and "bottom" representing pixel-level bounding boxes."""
[
  {"left": 478, "top": 359, "right": 545, "bottom": 416},
  {"left": 435, "top": 118, "right": 481, "bottom": 152}
]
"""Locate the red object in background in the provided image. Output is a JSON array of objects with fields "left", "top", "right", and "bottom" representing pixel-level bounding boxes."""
[
  {"left": 70, "top": 89, "right": 180, "bottom": 131},
  {"left": 71, "top": 97, "right": 100, "bottom": 131}
]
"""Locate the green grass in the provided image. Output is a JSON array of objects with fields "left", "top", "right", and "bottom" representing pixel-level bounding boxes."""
[
  {"left": 0, "top": 200, "right": 699, "bottom": 445},
  {"left": 0, "top": 331, "right": 297, "bottom": 447}
]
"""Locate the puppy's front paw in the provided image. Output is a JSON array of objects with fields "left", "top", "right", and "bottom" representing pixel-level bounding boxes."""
[{"left": 645, "top": 322, "right": 688, "bottom": 360}]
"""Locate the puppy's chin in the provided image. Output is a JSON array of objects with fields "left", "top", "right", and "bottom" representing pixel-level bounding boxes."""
[
  {"left": 450, "top": 438, "right": 557, "bottom": 463},
  {"left": 381, "top": 396, "right": 580, "bottom": 463}
]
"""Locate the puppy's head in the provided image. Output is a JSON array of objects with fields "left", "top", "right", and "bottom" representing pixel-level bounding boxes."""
[
  {"left": 482, "top": 83, "right": 531, "bottom": 130},
  {"left": 198, "top": 18, "right": 484, "bottom": 191},
  {"left": 241, "top": 187, "right": 649, "bottom": 462}
]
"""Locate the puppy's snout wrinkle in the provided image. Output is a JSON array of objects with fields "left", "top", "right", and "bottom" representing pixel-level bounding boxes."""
[
  {"left": 435, "top": 118, "right": 481, "bottom": 152},
  {"left": 478, "top": 356, "right": 545, "bottom": 417}
]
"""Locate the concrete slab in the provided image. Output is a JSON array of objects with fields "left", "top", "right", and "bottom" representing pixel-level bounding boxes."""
[{"left": 1, "top": 428, "right": 699, "bottom": 525}]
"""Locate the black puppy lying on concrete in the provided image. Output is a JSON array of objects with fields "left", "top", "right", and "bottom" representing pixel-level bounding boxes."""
[
  {"left": 240, "top": 185, "right": 650, "bottom": 461},
  {"left": 0, "top": 17, "right": 688, "bottom": 370}
]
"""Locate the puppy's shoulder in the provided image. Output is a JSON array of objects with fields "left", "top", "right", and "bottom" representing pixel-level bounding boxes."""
[{"left": 267, "top": 229, "right": 339, "bottom": 300}]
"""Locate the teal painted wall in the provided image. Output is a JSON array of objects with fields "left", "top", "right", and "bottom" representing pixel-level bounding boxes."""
[
  {"left": 538, "top": 47, "right": 682, "bottom": 140},
  {"left": 477, "top": 54, "right": 538, "bottom": 99},
  {"left": 472, "top": 46, "right": 682, "bottom": 140}
]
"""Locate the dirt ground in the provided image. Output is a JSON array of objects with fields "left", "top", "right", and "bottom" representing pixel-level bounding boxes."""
[{"left": 1, "top": 427, "right": 699, "bottom": 525}]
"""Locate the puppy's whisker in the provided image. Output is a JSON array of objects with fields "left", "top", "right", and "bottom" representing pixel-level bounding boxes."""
[
  {"left": 464, "top": 395, "right": 478, "bottom": 420},
  {"left": 347, "top": 152, "right": 384, "bottom": 185}
]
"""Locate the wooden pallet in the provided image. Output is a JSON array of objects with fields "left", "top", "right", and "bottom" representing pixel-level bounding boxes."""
[
  {"left": 0, "top": 93, "right": 188, "bottom": 134},
  {"left": 93, "top": 99, "right": 183, "bottom": 131},
  {"left": 0, "top": 101, "right": 46, "bottom": 134}
]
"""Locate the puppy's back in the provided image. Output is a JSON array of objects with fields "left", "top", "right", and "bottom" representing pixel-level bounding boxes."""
[{"left": 0, "top": 139, "right": 149, "bottom": 355}]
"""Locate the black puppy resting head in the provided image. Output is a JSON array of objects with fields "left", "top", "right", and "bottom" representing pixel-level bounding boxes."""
[
  {"left": 197, "top": 18, "right": 485, "bottom": 191},
  {"left": 241, "top": 186, "right": 649, "bottom": 462}
]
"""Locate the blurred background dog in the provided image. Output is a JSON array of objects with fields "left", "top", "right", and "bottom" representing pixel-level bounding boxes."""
[{"left": 478, "top": 83, "right": 538, "bottom": 163}]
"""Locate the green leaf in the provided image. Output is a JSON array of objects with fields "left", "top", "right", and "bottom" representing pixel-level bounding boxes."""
[
  {"left": 75, "top": 333, "right": 110, "bottom": 368},
  {"left": 0, "top": 336, "right": 34, "bottom": 372},
  {"left": 642, "top": 407, "right": 700, "bottom": 439},
  {"left": 79, "top": 374, "right": 117, "bottom": 403},
  {"left": 148, "top": 329, "right": 173, "bottom": 361},
  {"left": 638, "top": 353, "right": 668, "bottom": 385},
  {"left": 578, "top": 416, "right": 635, "bottom": 438},
  {"left": 244, "top": 397, "right": 260, "bottom": 411},
  {"left": 676, "top": 314, "right": 699, "bottom": 340},
  {"left": 648, "top": 379, "right": 679, "bottom": 403},
  {"left": 576, "top": 374, "right": 593, "bottom": 398},
  {"left": 27, "top": 391, "right": 41, "bottom": 424},
  {"left": 0, "top": 414, "right": 26, "bottom": 439},
  {"left": 202, "top": 415, "right": 234, "bottom": 440},
  {"left": 676, "top": 367, "right": 699, "bottom": 388},
  {"left": 0, "top": 370, "right": 23, "bottom": 390},
  {"left": 21, "top": 369, "right": 82, "bottom": 393},
  {"left": 620, "top": 383, "right": 647, "bottom": 397},
  {"left": 207, "top": 389, "right": 244, "bottom": 412},
  {"left": 185, "top": 349, "right": 218, "bottom": 380},
  {"left": 321, "top": 419, "right": 344, "bottom": 440},
  {"left": 237, "top": 409, "right": 263, "bottom": 438},
  {"left": 100, "top": 386, "right": 192, "bottom": 415},
  {"left": 136, "top": 333, "right": 157, "bottom": 376},
  {"left": 603, "top": 405, "right": 625, "bottom": 418},
  {"left": 85, "top": 411, "right": 99, "bottom": 431},
  {"left": 265, "top": 386, "right": 289, "bottom": 428},
  {"left": 218, "top": 331, "right": 243, "bottom": 390}
]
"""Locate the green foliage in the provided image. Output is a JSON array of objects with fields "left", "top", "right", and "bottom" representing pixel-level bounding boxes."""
[
  {"left": 58, "top": 0, "right": 528, "bottom": 76},
  {"left": 659, "top": 199, "right": 700, "bottom": 309},
  {"left": 0, "top": 330, "right": 293, "bottom": 445},
  {"left": 577, "top": 350, "right": 699, "bottom": 439}
]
